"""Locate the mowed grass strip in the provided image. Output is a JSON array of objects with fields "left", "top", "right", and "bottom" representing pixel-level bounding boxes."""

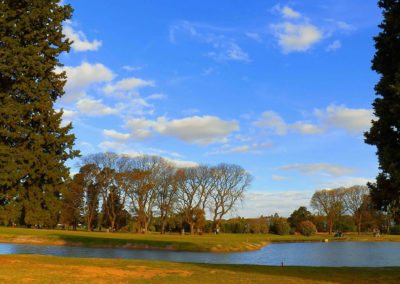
[
  {"left": 1, "top": 255, "right": 400, "bottom": 284},
  {"left": 1, "top": 227, "right": 400, "bottom": 252}
]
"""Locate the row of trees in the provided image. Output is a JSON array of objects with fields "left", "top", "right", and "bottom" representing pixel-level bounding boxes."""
[
  {"left": 218, "top": 184, "right": 396, "bottom": 236},
  {"left": 217, "top": 185, "right": 396, "bottom": 236},
  {"left": 310, "top": 185, "right": 397, "bottom": 234},
  {"left": 60, "top": 152, "right": 252, "bottom": 234}
]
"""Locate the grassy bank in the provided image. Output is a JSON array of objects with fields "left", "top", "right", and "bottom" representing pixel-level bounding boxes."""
[
  {"left": 1, "top": 227, "right": 400, "bottom": 252},
  {"left": 0, "top": 227, "right": 269, "bottom": 252},
  {"left": 1, "top": 255, "right": 399, "bottom": 283}
]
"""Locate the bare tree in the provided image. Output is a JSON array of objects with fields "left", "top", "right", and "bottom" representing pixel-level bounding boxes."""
[
  {"left": 210, "top": 164, "right": 251, "bottom": 230},
  {"left": 310, "top": 188, "right": 345, "bottom": 235},
  {"left": 77, "top": 152, "right": 255, "bottom": 236},
  {"left": 155, "top": 160, "right": 179, "bottom": 234},
  {"left": 342, "top": 185, "right": 370, "bottom": 234},
  {"left": 177, "top": 165, "right": 214, "bottom": 234},
  {"left": 82, "top": 153, "right": 130, "bottom": 231},
  {"left": 125, "top": 155, "right": 161, "bottom": 233}
]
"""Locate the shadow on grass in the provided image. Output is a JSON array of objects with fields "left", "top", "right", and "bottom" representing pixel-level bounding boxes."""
[
  {"left": 187, "top": 263, "right": 400, "bottom": 284},
  {"left": 183, "top": 263, "right": 400, "bottom": 284}
]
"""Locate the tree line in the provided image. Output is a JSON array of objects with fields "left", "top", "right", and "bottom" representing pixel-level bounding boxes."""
[
  {"left": 218, "top": 185, "right": 398, "bottom": 236},
  {"left": 59, "top": 152, "right": 251, "bottom": 234},
  {"left": 310, "top": 185, "right": 399, "bottom": 235}
]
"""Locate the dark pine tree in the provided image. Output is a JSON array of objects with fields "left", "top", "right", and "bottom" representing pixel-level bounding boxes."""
[
  {"left": 0, "top": 1, "right": 79, "bottom": 227},
  {"left": 365, "top": 0, "right": 400, "bottom": 213}
]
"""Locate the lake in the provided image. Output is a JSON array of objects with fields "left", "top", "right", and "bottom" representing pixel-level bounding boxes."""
[{"left": 1, "top": 242, "right": 399, "bottom": 267}]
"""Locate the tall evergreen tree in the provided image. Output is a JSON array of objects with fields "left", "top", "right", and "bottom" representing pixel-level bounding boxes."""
[
  {"left": 0, "top": 1, "right": 79, "bottom": 226},
  {"left": 365, "top": 0, "right": 400, "bottom": 212}
]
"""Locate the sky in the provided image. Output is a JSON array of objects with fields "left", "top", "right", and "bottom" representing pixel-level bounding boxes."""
[{"left": 58, "top": 0, "right": 382, "bottom": 217}]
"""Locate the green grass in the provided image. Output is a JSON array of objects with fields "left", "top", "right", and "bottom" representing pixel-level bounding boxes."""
[
  {"left": 0, "top": 227, "right": 269, "bottom": 252},
  {"left": 1, "top": 254, "right": 400, "bottom": 283},
  {"left": 1, "top": 226, "right": 399, "bottom": 252}
]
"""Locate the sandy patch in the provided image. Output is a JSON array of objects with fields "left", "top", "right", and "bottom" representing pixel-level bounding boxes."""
[{"left": 8, "top": 235, "right": 67, "bottom": 246}]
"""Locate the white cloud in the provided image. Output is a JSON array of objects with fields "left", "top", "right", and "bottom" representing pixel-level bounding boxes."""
[
  {"left": 103, "top": 77, "right": 154, "bottom": 94},
  {"left": 124, "top": 151, "right": 198, "bottom": 168},
  {"left": 99, "top": 140, "right": 126, "bottom": 151},
  {"left": 59, "top": 64, "right": 158, "bottom": 117},
  {"left": 323, "top": 19, "right": 356, "bottom": 40},
  {"left": 279, "top": 163, "right": 354, "bottom": 177},
  {"left": 336, "top": 21, "right": 355, "bottom": 31},
  {"left": 271, "top": 175, "right": 288, "bottom": 181},
  {"left": 80, "top": 141, "right": 96, "bottom": 153},
  {"left": 60, "top": 62, "right": 114, "bottom": 102},
  {"left": 59, "top": 109, "right": 77, "bottom": 119},
  {"left": 163, "top": 157, "right": 198, "bottom": 168},
  {"left": 315, "top": 104, "right": 374, "bottom": 134},
  {"left": 326, "top": 40, "right": 342, "bottom": 51},
  {"left": 226, "top": 43, "right": 250, "bottom": 62},
  {"left": 146, "top": 93, "right": 167, "bottom": 100},
  {"left": 281, "top": 6, "right": 302, "bottom": 19},
  {"left": 208, "top": 142, "right": 272, "bottom": 155},
  {"left": 320, "top": 176, "right": 373, "bottom": 189},
  {"left": 238, "top": 191, "right": 313, "bottom": 217},
  {"left": 207, "top": 42, "right": 250, "bottom": 62},
  {"left": 64, "top": 25, "right": 102, "bottom": 52},
  {"left": 119, "top": 97, "right": 155, "bottom": 117},
  {"left": 272, "top": 22, "right": 322, "bottom": 53},
  {"left": 170, "top": 21, "right": 250, "bottom": 62},
  {"left": 245, "top": 32, "right": 262, "bottom": 42},
  {"left": 58, "top": 108, "right": 78, "bottom": 127},
  {"left": 122, "top": 65, "right": 142, "bottom": 72},
  {"left": 255, "top": 105, "right": 372, "bottom": 136},
  {"left": 154, "top": 116, "right": 239, "bottom": 144},
  {"left": 271, "top": 6, "right": 322, "bottom": 53},
  {"left": 76, "top": 98, "right": 120, "bottom": 116},
  {"left": 125, "top": 118, "right": 154, "bottom": 139},
  {"left": 254, "top": 111, "right": 288, "bottom": 135},
  {"left": 97, "top": 146, "right": 198, "bottom": 169},
  {"left": 254, "top": 111, "right": 322, "bottom": 135},
  {"left": 124, "top": 115, "right": 239, "bottom": 145},
  {"left": 103, "top": 129, "right": 130, "bottom": 141},
  {"left": 291, "top": 121, "right": 324, "bottom": 134}
]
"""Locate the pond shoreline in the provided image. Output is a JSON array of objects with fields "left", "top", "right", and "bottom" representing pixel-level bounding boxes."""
[
  {"left": 1, "top": 227, "right": 399, "bottom": 253},
  {"left": 2, "top": 241, "right": 400, "bottom": 267},
  {"left": 0, "top": 234, "right": 397, "bottom": 253}
]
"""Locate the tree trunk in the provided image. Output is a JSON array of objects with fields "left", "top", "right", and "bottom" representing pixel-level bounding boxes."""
[
  {"left": 212, "top": 216, "right": 218, "bottom": 231},
  {"left": 161, "top": 219, "right": 166, "bottom": 234},
  {"left": 87, "top": 218, "right": 92, "bottom": 231},
  {"left": 110, "top": 219, "right": 115, "bottom": 232},
  {"left": 328, "top": 219, "right": 333, "bottom": 235},
  {"left": 190, "top": 223, "right": 195, "bottom": 235}
]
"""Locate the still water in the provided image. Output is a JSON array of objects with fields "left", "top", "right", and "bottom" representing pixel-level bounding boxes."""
[{"left": 1, "top": 242, "right": 399, "bottom": 267}]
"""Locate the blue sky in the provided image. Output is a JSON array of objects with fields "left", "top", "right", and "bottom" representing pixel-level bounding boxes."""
[{"left": 58, "top": 0, "right": 382, "bottom": 217}]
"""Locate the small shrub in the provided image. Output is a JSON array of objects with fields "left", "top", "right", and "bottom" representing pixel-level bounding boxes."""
[
  {"left": 299, "top": 221, "right": 317, "bottom": 236},
  {"left": 271, "top": 218, "right": 291, "bottom": 235}
]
